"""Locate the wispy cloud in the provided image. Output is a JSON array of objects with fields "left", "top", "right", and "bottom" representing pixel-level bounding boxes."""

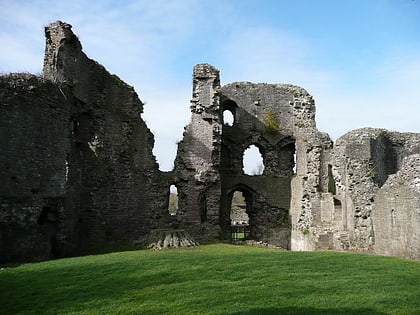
[{"left": 315, "top": 49, "right": 420, "bottom": 139}]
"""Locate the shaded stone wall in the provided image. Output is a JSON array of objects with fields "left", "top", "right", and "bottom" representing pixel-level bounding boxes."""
[
  {"left": 217, "top": 83, "right": 334, "bottom": 249},
  {"left": 42, "top": 22, "right": 167, "bottom": 252},
  {"left": 219, "top": 83, "right": 298, "bottom": 248},
  {"left": 0, "top": 22, "right": 166, "bottom": 262},
  {"left": 372, "top": 154, "right": 420, "bottom": 259},
  {"left": 0, "top": 74, "right": 73, "bottom": 261}
]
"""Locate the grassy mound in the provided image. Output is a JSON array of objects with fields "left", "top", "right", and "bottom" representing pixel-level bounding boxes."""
[{"left": 1, "top": 244, "right": 419, "bottom": 314}]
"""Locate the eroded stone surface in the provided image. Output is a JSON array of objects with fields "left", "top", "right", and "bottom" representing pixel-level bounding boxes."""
[
  {"left": 372, "top": 154, "right": 420, "bottom": 259},
  {"left": 1, "top": 22, "right": 166, "bottom": 262}
]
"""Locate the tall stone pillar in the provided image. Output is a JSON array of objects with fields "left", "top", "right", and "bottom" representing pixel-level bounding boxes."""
[{"left": 174, "top": 64, "right": 222, "bottom": 240}]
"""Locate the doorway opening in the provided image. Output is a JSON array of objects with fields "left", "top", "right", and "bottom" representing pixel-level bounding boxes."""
[
  {"left": 226, "top": 187, "right": 255, "bottom": 242},
  {"left": 230, "top": 191, "right": 249, "bottom": 226}
]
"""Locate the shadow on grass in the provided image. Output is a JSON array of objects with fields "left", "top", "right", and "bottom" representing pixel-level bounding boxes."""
[
  {"left": 0, "top": 263, "right": 189, "bottom": 314},
  {"left": 228, "top": 307, "right": 387, "bottom": 315}
]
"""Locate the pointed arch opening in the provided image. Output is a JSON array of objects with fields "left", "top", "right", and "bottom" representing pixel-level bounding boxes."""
[{"left": 243, "top": 144, "right": 265, "bottom": 175}]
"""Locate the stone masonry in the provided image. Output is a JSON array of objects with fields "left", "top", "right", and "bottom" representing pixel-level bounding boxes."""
[{"left": 0, "top": 21, "right": 419, "bottom": 262}]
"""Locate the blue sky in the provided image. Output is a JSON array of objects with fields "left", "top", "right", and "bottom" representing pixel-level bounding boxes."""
[{"left": 1, "top": 0, "right": 419, "bottom": 170}]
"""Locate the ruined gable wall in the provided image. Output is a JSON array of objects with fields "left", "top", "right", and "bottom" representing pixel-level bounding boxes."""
[
  {"left": 0, "top": 22, "right": 165, "bottom": 262},
  {"left": 42, "top": 21, "right": 166, "bottom": 252}
]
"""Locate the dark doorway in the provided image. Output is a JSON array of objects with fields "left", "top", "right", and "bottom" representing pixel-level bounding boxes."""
[{"left": 38, "top": 205, "right": 60, "bottom": 256}]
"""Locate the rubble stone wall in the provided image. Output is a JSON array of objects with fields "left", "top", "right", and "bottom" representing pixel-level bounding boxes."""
[
  {"left": 372, "top": 154, "right": 420, "bottom": 259},
  {"left": 330, "top": 129, "right": 420, "bottom": 252},
  {"left": 0, "top": 74, "right": 73, "bottom": 261},
  {"left": 171, "top": 64, "right": 222, "bottom": 242},
  {"left": 0, "top": 22, "right": 166, "bottom": 262}
]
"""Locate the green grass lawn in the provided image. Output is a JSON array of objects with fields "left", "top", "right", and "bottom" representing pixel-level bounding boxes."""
[{"left": 1, "top": 244, "right": 419, "bottom": 315}]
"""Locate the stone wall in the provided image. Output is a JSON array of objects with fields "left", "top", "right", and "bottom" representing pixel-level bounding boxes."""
[
  {"left": 331, "top": 128, "right": 420, "bottom": 251},
  {"left": 171, "top": 64, "right": 222, "bottom": 242},
  {"left": 0, "top": 22, "right": 166, "bottom": 262},
  {"left": 0, "top": 74, "right": 73, "bottom": 261},
  {"left": 372, "top": 154, "right": 420, "bottom": 259}
]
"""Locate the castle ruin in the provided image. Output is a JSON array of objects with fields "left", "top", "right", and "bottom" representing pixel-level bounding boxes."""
[{"left": 1, "top": 21, "right": 419, "bottom": 263}]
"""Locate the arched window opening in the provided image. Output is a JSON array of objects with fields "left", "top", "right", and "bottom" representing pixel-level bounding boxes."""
[
  {"left": 168, "top": 185, "right": 179, "bottom": 215},
  {"left": 223, "top": 109, "right": 234, "bottom": 126},
  {"left": 222, "top": 99, "right": 238, "bottom": 126},
  {"left": 243, "top": 145, "right": 264, "bottom": 175}
]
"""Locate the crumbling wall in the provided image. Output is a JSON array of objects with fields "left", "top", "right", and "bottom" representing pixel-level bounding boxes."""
[
  {"left": 331, "top": 128, "right": 420, "bottom": 250},
  {"left": 219, "top": 83, "right": 298, "bottom": 247},
  {"left": 288, "top": 90, "right": 333, "bottom": 251},
  {"left": 172, "top": 64, "right": 222, "bottom": 242},
  {"left": 372, "top": 154, "right": 420, "bottom": 259},
  {"left": 0, "top": 21, "right": 165, "bottom": 262},
  {"left": 42, "top": 21, "right": 167, "bottom": 252},
  {"left": 217, "top": 83, "right": 333, "bottom": 249}
]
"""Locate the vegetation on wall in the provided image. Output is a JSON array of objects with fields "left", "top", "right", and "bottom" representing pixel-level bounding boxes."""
[{"left": 262, "top": 109, "right": 280, "bottom": 134}]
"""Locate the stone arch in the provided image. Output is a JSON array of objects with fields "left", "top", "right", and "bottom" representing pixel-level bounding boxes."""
[
  {"left": 221, "top": 184, "right": 258, "bottom": 240},
  {"left": 221, "top": 99, "right": 238, "bottom": 126}
]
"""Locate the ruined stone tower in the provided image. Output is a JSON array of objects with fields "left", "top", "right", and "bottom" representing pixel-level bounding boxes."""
[
  {"left": 172, "top": 64, "right": 222, "bottom": 233},
  {"left": 1, "top": 21, "right": 419, "bottom": 263}
]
